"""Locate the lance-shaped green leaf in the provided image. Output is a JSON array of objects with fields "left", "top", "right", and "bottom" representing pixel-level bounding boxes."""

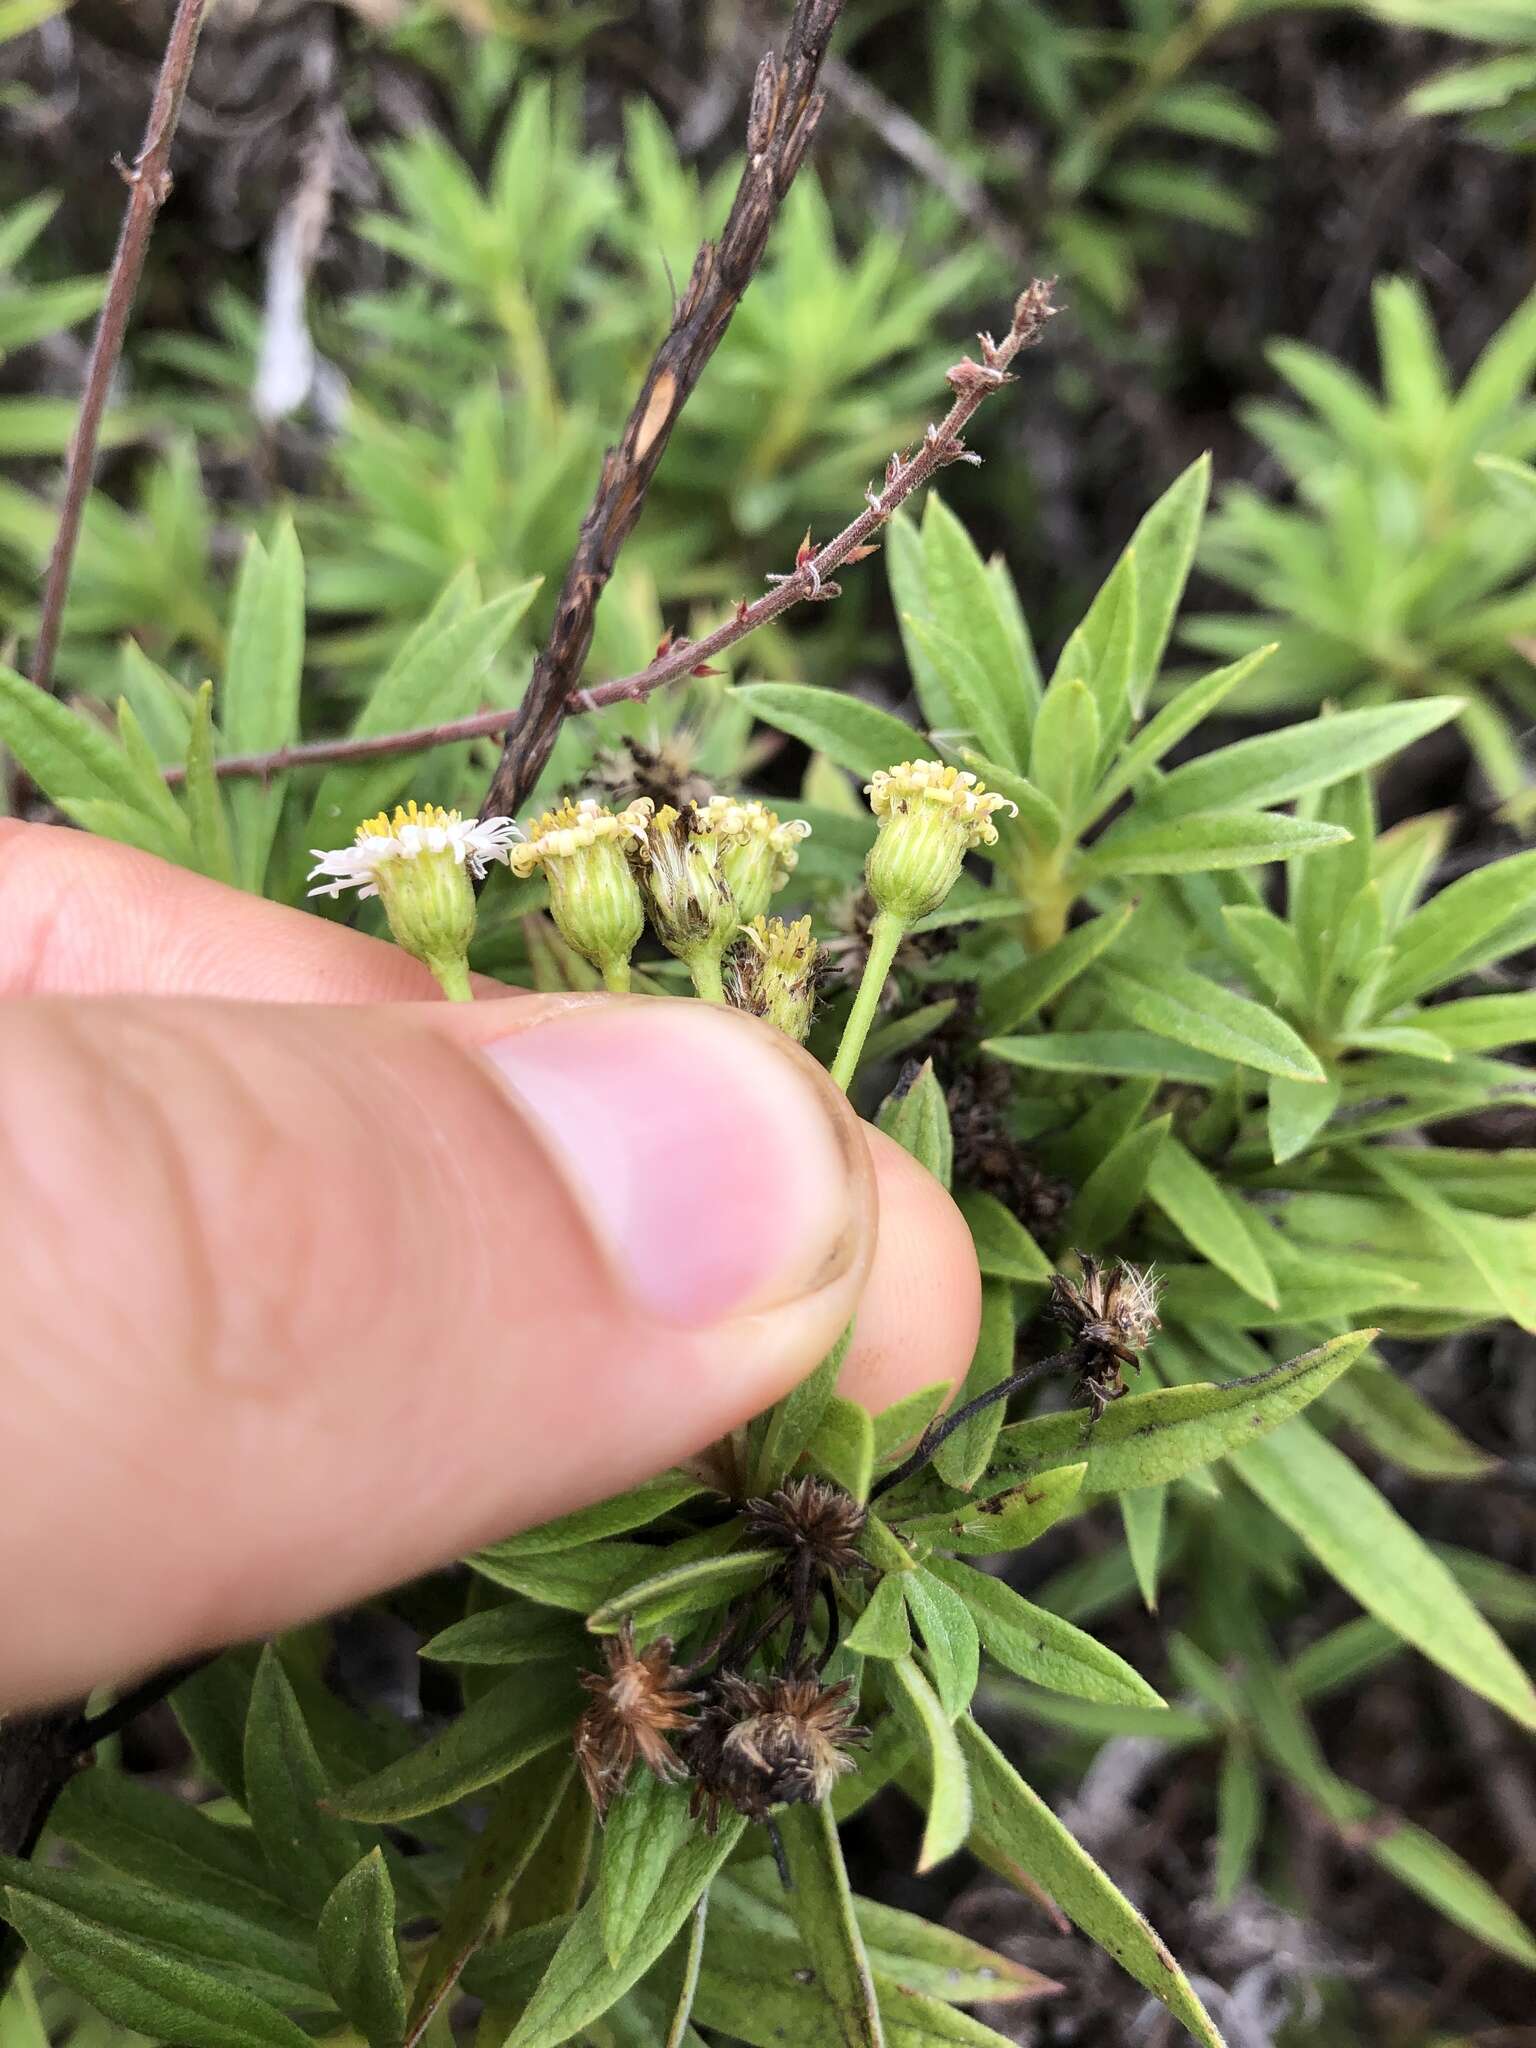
[
  {"left": 753, "top": 1324, "right": 854, "bottom": 1494},
  {"left": 245, "top": 1648, "right": 364, "bottom": 1916},
  {"left": 220, "top": 521, "right": 304, "bottom": 891},
  {"left": 420, "top": 1601, "right": 585, "bottom": 1667},
  {"left": 1124, "top": 453, "right": 1210, "bottom": 711},
  {"left": 1098, "top": 959, "right": 1325, "bottom": 1081},
  {"left": 0, "top": 663, "right": 187, "bottom": 860},
  {"left": 0, "top": 1854, "right": 327, "bottom": 2008},
  {"left": 1062, "top": 1113, "right": 1169, "bottom": 1248},
  {"left": 1084, "top": 808, "right": 1351, "bottom": 878},
  {"left": 903, "top": 613, "right": 1016, "bottom": 767},
  {"left": 586, "top": 1549, "right": 778, "bottom": 1633},
  {"left": 184, "top": 681, "right": 236, "bottom": 883},
  {"left": 600, "top": 1777, "right": 697, "bottom": 1968},
  {"left": 1121, "top": 1484, "right": 1168, "bottom": 1611},
  {"left": 1231, "top": 1419, "right": 1536, "bottom": 1732},
  {"left": 985, "top": 1028, "right": 1231, "bottom": 1085},
  {"left": 959, "top": 1722, "right": 1226, "bottom": 2047},
  {"left": 691, "top": 1956, "right": 1027, "bottom": 2046},
  {"left": 1375, "top": 846, "right": 1536, "bottom": 1010},
  {"left": 1138, "top": 696, "right": 1462, "bottom": 820},
  {"left": 847, "top": 1575, "right": 914, "bottom": 1659},
  {"left": 877, "top": 1059, "right": 953, "bottom": 1188},
  {"left": 1090, "top": 644, "right": 1275, "bottom": 816},
  {"left": 899, "top": 1332, "right": 1373, "bottom": 1508},
  {"left": 808, "top": 1396, "right": 877, "bottom": 1501},
  {"left": 925, "top": 1559, "right": 1165, "bottom": 1709},
  {"left": 1146, "top": 1137, "right": 1278, "bottom": 1308},
  {"left": 736, "top": 683, "right": 923, "bottom": 780},
  {"left": 887, "top": 1656, "right": 972, "bottom": 1871},
  {"left": 872, "top": 1381, "right": 953, "bottom": 1468},
  {"left": 895, "top": 1461, "right": 1087, "bottom": 1554},
  {"left": 1028, "top": 678, "right": 1099, "bottom": 828},
  {"left": 979, "top": 905, "right": 1136, "bottom": 1036},
  {"left": 318, "top": 1851, "right": 406, "bottom": 2048},
  {"left": 904, "top": 1569, "right": 981, "bottom": 1720},
  {"left": 955, "top": 1192, "right": 1052, "bottom": 1289},
  {"left": 1368, "top": 1145, "right": 1536, "bottom": 1332},
  {"left": 503, "top": 1814, "right": 746, "bottom": 2047},
  {"left": 330, "top": 1670, "right": 578, "bottom": 1821},
  {"left": 2, "top": 1892, "right": 314, "bottom": 2048},
  {"left": 475, "top": 1473, "right": 706, "bottom": 1561},
  {"left": 777, "top": 1802, "right": 886, "bottom": 2047}
]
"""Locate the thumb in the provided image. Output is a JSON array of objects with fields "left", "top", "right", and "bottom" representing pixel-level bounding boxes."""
[{"left": 1, "top": 993, "right": 875, "bottom": 1709}]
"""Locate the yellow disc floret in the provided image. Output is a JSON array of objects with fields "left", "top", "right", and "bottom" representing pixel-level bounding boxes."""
[
  {"left": 863, "top": 760, "right": 1016, "bottom": 922},
  {"left": 510, "top": 796, "right": 652, "bottom": 985}
]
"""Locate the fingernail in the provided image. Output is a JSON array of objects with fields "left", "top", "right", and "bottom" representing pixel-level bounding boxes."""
[{"left": 483, "top": 1004, "right": 862, "bottom": 1326}]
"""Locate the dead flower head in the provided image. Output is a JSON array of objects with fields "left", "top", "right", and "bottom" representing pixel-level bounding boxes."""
[
  {"left": 1051, "top": 1253, "right": 1161, "bottom": 1417},
  {"left": 573, "top": 1621, "right": 695, "bottom": 1818},
  {"left": 743, "top": 1476, "right": 868, "bottom": 1580},
  {"left": 684, "top": 1668, "right": 867, "bottom": 1832}
]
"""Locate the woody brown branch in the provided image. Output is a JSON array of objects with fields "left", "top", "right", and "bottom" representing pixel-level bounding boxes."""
[
  {"left": 474, "top": 0, "right": 848, "bottom": 828},
  {"left": 166, "top": 281, "right": 1056, "bottom": 788},
  {"left": 27, "top": 0, "right": 210, "bottom": 697}
]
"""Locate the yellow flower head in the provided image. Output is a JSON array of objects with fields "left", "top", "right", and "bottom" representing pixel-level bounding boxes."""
[
  {"left": 510, "top": 796, "right": 652, "bottom": 979},
  {"left": 863, "top": 760, "right": 1016, "bottom": 922},
  {"left": 691, "top": 796, "right": 812, "bottom": 924}
]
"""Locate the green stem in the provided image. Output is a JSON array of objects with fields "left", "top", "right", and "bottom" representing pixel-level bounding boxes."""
[
  {"left": 430, "top": 956, "right": 473, "bottom": 1003},
  {"left": 601, "top": 958, "right": 633, "bottom": 994},
  {"left": 830, "top": 910, "right": 907, "bottom": 1093},
  {"left": 687, "top": 950, "right": 727, "bottom": 1003}
]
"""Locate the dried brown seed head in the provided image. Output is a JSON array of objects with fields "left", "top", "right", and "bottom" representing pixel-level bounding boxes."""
[
  {"left": 743, "top": 1476, "right": 868, "bottom": 1578},
  {"left": 574, "top": 1621, "right": 695, "bottom": 1818},
  {"left": 1050, "top": 1254, "right": 1161, "bottom": 1417},
  {"left": 684, "top": 1668, "right": 867, "bottom": 1832}
]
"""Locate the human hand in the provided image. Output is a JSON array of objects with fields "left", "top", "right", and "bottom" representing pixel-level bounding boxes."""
[{"left": 0, "top": 821, "right": 981, "bottom": 1711}]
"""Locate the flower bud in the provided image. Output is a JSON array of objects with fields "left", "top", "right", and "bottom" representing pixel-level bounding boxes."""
[
  {"left": 726, "top": 914, "right": 819, "bottom": 1043},
  {"left": 509, "top": 796, "right": 652, "bottom": 985},
  {"left": 307, "top": 800, "right": 519, "bottom": 999},
  {"left": 691, "top": 796, "right": 811, "bottom": 924},
  {"left": 634, "top": 804, "right": 739, "bottom": 964},
  {"left": 863, "top": 760, "right": 1016, "bottom": 923}
]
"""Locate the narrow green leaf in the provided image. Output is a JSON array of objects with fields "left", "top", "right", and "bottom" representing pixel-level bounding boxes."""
[
  {"left": 905, "top": 1569, "right": 982, "bottom": 1720},
  {"left": 777, "top": 1802, "right": 886, "bottom": 2047},
  {"left": 1120, "top": 1486, "right": 1168, "bottom": 1613},
  {"left": 872, "top": 1381, "right": 952, "bottom": 1467},
  {"left": 1028, "top": 678, "right": 1099, "bottom": 829},
  {"left": 245, "top": 1647, "right": 363, "bottom": 1915},
  {"left": 753, "top": 1325, "right": 854, "bottom": 1494},
  {"left": 904, "top": 612, "right": 1016, "bottom": 768},
  {"left": 586, "top": 1550, "right": 778, "bottom": 1633},
  {"left": 331, "top": 1670, "right": 577, "bottom": 1821},
  {"left": 1268, "top": 1070, "right": 1340, "bottom": 1163},
  {"left": 895, "top": 1462, "right": 1087, "bottom": 1554},
  {"left": 985, "top": 1029, "right": 1231, "bottom": 1084},
  {"left": 3, "top": 1892, "right": 313, "bottom": 2048},
  {"left": 0, "top": 663, "right": 184, "bottom": 859},
  {"left": 808, "top": 1395, "right": 877, "bottom": 1502},
  {"left": 221, "top": 521, "right": 304, "bottom": 891},
  {"left": 1086, "top": 808, "right": 1351, "bottom": 877},
  {"left": 420, "top": 1601, "right": 585, "bottom": 1667},
  {"left": 954, "top": 1192, "right": 1053, "bottom": 1287},
  {"left": 847, "top": 1575, "right": 914, "bottom": 1659},
  {"left": 1232, "top": 1419, "right": 1536, "bottom": 1732},
  {"left": 1368, "top": 1149, "right": 1536, "bottom": 1331},
  {"left": 927, "top": 1558, "right": 1164, "bottom": 1708},
  {"left": 1214, "top": 1741, "right": 1263, "bottom": 1907},
  {"left": 476, "top": 1473, "right": 706, "bottom": 1560},
  {"left": 1146, "top": 1137, "right": 1278, "bottom": 1307},
  {"left": 1376, "top": 847, "right": 1536, "bottom": 1010},
  {"left": 921, "top": 495, "right": 1024, "bottom": 742},
  {"left": 959, "top": 1722, "right": 1226, "bottom": 2047},
  {"left": 601, "top": 1777, "right": 696, "bottom": 1968},
  {"left": 1141, "top": 697, "right": 1463, "bottom": 820},
  {"left": 978, "top": 905, "right": 1134, "bottom": 1036},
  {"left": 504, "top": 1815, "right": 747, "bottom": 2047},
  {"left": 318, "top": 1851, "right": 406, "bottom": 2048},
  {"left": 876, "top": 1059, "right": 953, "bottom": 1188},
  {"left": 1062, "top": 1113, "right": 1169, "bottom": 1248},
  {"left": 887, "top": 1658, "right": 972, "bottom": 1871},
  {"left": 736, "top": 683, "right": 923, "bottom": 781},
  {"left": 1123, "top": 453, "right": 1210, "bottom": 711},
  {"left": 1090, "top": 645, "right": 1276, "bottom": 817},
  {"left": 1099, "top": 959, "right": 1326, "bottom": 1081},
  {"left": 185, "top": 680, "right": 236, "bottom": 884}
]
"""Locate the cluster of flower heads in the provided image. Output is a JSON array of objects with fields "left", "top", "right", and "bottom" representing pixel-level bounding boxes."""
[
  {"left": 574, "top": 1478, "right": 870, "bottom": 1830},
  {"left": 305, "top": 756, "right": 1016, "bottom": 1014}
]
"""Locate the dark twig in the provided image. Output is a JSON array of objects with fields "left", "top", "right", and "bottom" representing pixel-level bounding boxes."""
[
  {"left": 168, "top": 281, "right": 1056, "bottom": 789},
  {"left": 0, "top": 1655, "right": 211, "bottom": 1992},
  {"left": 870, "top": 1344, "right": 1087, "bottom": 1504},
  {"left": 28, "top": 0, "right": 210, "bottom": 695},
  {"left": 476, "top": 0, "right": 847, "bottom": 826}
]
